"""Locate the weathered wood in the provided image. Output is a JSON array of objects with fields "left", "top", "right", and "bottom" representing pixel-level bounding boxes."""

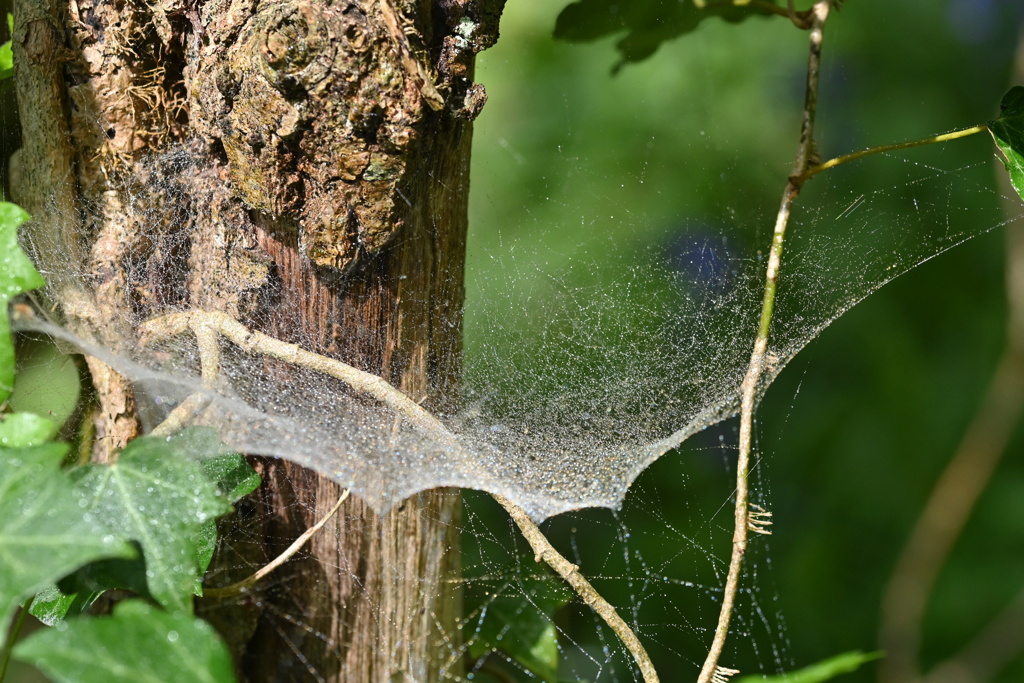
[{"left": 13, "top": 0, "right": 505, "bottom": 678}]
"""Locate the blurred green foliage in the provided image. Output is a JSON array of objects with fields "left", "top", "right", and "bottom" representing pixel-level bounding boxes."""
[
  {"left": 466, "top": 0, "right": 1024, "bottom": 680},
  {"left": 735, "top": 650, "right": 882, "bottom": 683},
  {"left": 554, "top": 0, "right": 780, "bottom": 70}
]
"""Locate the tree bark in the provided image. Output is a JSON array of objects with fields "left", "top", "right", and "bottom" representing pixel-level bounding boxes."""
[{"left": 12, "top": 0, "right": 504, "bottom": 679}]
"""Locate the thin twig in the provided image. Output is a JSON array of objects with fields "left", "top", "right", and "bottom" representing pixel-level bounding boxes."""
[
  {"left": 140, "top": 310, "right": 659, "bottom": 681},
  {"left": 492, "top": 494, "right": 660, "bottom": 683},
  {"left": 150, "top": 392, "right": 213, "bottom": 437},
  {"left": 800, "top": 125, "right": 988, "bottom": 182},
  {"left": 696, "top": 3, "right": 830, "bottom": 682},
  {"left": 203, "top": 490, "right": 351, "bottom": 599}
]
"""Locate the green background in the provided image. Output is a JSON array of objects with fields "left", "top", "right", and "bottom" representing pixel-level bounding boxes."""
[{"left": 464, "top": 1, "right": 1024, "bottom": 680}]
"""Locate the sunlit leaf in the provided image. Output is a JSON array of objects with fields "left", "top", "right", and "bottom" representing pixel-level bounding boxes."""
[
  {"left": 69, "top": 433, "right": 234, "bottom": 613},
  {"left": 735, "top": 650, "right": 883, "bottom": 683},
  {"left": 34, "top": 431, "right": 257, "bottom": 616},
  {"left": 0, "top": 443, "right": 134, "bottom": 646},
  {"left": 0, "top": 13, "right": 12, "bottom": 80},
  {"left": 989, "top": 86, "right": 1024, "bottom": 202},
  {"left": 0, "top": 202, "right": 44, "bottom": 403},
  {"left": 201, "top": 451, "right": 261, "bottom": 503},
  {"left": 13, "top": 599, "right": 237, "bottom": 683}
]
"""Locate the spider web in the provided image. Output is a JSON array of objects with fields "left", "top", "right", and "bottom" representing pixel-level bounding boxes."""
[{"left": 8, "top": 1, "right": 1024, "bottom": 680}]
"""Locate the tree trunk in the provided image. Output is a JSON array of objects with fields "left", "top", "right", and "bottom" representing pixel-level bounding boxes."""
[{"left": 12, "top": 0, "right": 504, "bottom": 679}]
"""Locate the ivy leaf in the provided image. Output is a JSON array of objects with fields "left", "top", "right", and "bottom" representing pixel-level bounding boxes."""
[
  {"left": 989, "top": 86, "right": 1024, "bottom": 202},
  {"left": 465, "top": 575, "right": 572, "bottom": 682},
  {"left": 735, "top": 650, "right": 883, "bottom": 683},
  {"left": 201, "top": 451, "right": 261, "bottom": 503},
  {"left": 7, "top": 338, "right": 82, "bottom": 431},
  {"left": 70, "top": 433, "right": 234, "bottom": 613},
  {"left": 0, "top": 411, "right": 58, "bottom": 447},
  {"left": 31, "top": 554, "right": 160, "bottom": 626},
  {"left": 0, "top": 443, "right": 135, "bottom": 646},
  {"left": 0, "top": 14, "right": 12, "bottom": 81},
  {"left": 13, "top": 599, "right": 237, "bottom": 683},
  {"left": 30, "top": 583, "right": 104, "bottom": 626},
  {"left": 554, "top": 0, "right": 780, "bottom": 70},
  {"left": 0, "top": 202, "right": 44, "bottom": 403},
  {"left": 35, "top": 431, "right": 258, "bottom": 619},
  {"left": 194, "top": 452, "right": 259, "bottom": 586}
]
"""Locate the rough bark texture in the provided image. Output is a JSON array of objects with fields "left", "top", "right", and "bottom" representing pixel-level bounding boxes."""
[{"left": 13, "top": 0, "right": 504, "bottom": 679}]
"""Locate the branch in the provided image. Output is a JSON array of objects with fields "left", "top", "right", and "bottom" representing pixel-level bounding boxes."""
[
  {"left": 203, "top": 490, "right": 351, "bottom": 599},
  {"left": 140, "top": 310, "right": 660, "bottom": 682},
  {"left": 139, "top": 311, "right": 451, "bottom": 438},
  {"left": 696, "top": 3, "right": 830, "bottom": 682},
  {"left": 492, "top": 494, "right": 660, "bottom": 683},
  {"left": 878, "top": 350, "right": 1024, "bottom": 683}
]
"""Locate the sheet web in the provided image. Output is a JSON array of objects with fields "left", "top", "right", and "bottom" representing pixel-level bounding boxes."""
[
  {"left": 20, "top": 149, "right": 1007, "bottom": 522},
  {"left": 15, "top": 141, "right": 1017, "bottom": 681},
  {"left": 9, "top": 6, "right": 1024, "bottom": 681}
]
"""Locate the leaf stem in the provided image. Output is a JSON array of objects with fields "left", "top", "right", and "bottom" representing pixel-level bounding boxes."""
[
  {"left": 801, "top": 124, "right": 988, "bottom": 181},
  {"left": 696, "top": 3, "right": 830, "bottom": 682},
  {"left": 0, "top": 595, "right": 35, "bottom": 683}
]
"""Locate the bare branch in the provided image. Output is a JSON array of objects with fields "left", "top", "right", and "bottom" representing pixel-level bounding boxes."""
[
  {"left": 492, "top": 493, "right": 660, "bottom": 683},
  {"left": 697, "top": 3, "right": 831, "bottom": 681},
  {"left": 204, "top": 490, "right": 351, "bottom": 600}
]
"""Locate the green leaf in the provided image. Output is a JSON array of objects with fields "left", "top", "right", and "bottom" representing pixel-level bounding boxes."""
[
  {"left": 70, "top": 434, "right": 234, "bottom": 613},
  {"left": 465, "top": 575, "right": 572, "bottom": 682},
  {"left": 200, "top": 452, "right": 261, "bottom": 503},
  {"left": 193, "top": 452, "right": 259, "bottom": 582},
  {"left": 8, "top": 338, "right": 82, "bottom": 430},
  {"left": 0, "top": 202, "right": 44, "bottom": 403},
  {"left": 29, "top": 583, "right": 103, "bottom": 626},
  {"left": 989, "top": 86, "right": 1024, "bottom": 202},
  {"left": 0, "top": 412, "right": 58, "bottom": 447},
  {"left": 0, "top": 203, "right": 41, "bottom": 295},
  {"left": 0, "top": 14, "right": 12, "bottom": 81},
  {"left": 735, "top": 650, "right": 883, "bottom": 683},
  {"left": 188, "top": 433, "right": 260, "bottom": 585},
  {"left": 554, "top": 0, "right": 780, "bottom": 70},
  {"left": 0, "top": 443, "right": 135, "bottom": 646},
  {"left": 33, "top": 550, "right": 170, "bottom": 625},
  {"left": 42, "top": 431, "right": 256, "bottom": 611},
  {"left": 13, "top": 599, "right": 237, "bottom": 683}
]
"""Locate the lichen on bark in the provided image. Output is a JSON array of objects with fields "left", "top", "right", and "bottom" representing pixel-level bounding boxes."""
[{"left": 191, "top": 0, "right": 496, "bottom": 277}]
